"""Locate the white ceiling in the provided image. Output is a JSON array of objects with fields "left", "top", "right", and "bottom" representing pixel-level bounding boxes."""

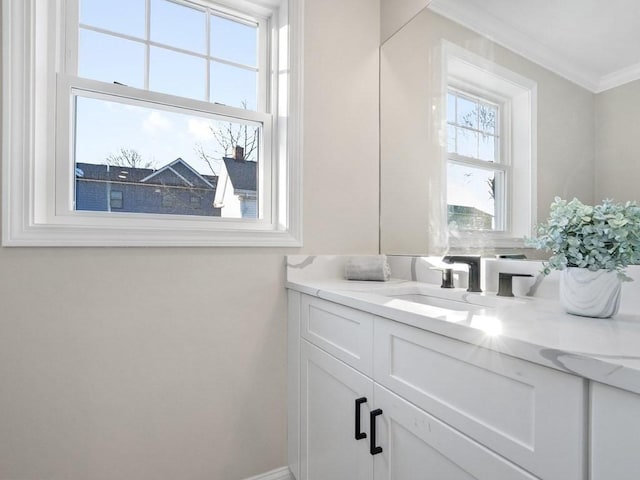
[{"left": 428, "top": 0, "right": 640, "bottom": 93}]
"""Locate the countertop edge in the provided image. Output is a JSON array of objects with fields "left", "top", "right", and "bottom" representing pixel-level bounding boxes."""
[{"left": 286, "top": 279, "right": 640, "bottom": 395}]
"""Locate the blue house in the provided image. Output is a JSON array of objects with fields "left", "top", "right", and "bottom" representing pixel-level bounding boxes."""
[{"left": 75, "top": 158, "right": 221, "bottom": 217}]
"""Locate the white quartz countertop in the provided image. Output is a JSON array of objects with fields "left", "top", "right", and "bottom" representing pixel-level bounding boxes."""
[{"left": 287, "top": 276, "right": 640, "bottom": 395}]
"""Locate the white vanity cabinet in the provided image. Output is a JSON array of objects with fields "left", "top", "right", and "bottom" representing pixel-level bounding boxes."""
[
  {"left": 298, "top": 319, "right": 535, "bottom": 480},
  {"left": 591, "top": 382, "right": 640, "bottom": 480},
  {"left": 289, "top": 292, "right": 587, "bottom": 480}
]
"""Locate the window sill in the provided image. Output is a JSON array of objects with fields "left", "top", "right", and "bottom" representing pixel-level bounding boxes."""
[
  {"left": 2, "top": 221, "right": 302, "bottom": 247},
  {"left": 448, "top": 233, "right": 527, "bottom": 249}
]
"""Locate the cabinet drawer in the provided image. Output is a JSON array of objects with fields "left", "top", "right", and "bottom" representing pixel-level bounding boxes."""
[
  {"left": 374, "top": 318, "right": 585, "bottom": 480},
  {"left": 301, "top": 295, "right": 374, "bottom": 376}
]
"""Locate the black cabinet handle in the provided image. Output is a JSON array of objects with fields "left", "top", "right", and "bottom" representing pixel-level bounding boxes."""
[
  {"left": 369, "top": 408, "right": 383, "bottom": 455},
  {"left": 354, "top": 397, "right": 367, "bottom": 440}
]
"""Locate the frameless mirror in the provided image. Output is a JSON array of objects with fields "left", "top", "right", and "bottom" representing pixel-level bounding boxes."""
[{"left": 380, "top": 0, "right": 640, "bottom": 255}]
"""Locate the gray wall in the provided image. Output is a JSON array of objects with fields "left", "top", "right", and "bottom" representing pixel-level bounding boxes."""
[
  {"left": 0, "top": 1, "right": 380, "bottom": 479},
  {"left": 594, "top": 79, "right": 640, "bottom": 203},
  {"left": 380, "top": 0, "right": 430, "bottom": 42},
  {"left": 380, "top": 8, "right": 595, "bottom": 254}
]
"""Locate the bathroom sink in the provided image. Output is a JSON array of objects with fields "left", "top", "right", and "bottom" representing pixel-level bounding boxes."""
[
  {"left": 359, "top": 283, "right": 525, "bottom": 311},
  {"left": 385, "top": 293, "right": 484, "bottom": 312}
]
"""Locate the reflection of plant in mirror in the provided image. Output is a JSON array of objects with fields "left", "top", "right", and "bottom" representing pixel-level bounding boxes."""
[{"left": 527, "top": 197, "right": 640, "bottom": 278}]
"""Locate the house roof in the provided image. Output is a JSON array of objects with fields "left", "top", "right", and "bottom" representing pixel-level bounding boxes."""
[
  {"left": 76, "top": 159, "right": 218, "bottom": 190},
  {"left": 447, "top": 205, "right": 493, "bottom": 218},
  {"left": 75, "top": 163, "right": 154, "bottom": 183},
  {"left": 222, "top": 157, "right": 257, "bottom": 192},
  {"left": 141, "top": 158, "right": 215, "bottom": 189}
]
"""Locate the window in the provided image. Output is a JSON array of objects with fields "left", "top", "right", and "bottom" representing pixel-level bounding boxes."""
[
  {"left": 2, "top": 0, "right": 302, "bottom": 246},
  {"left": 110, "top": 190, "right": 123, "bottom": 209},
  {"left": 161, "top": 191, "right": 175, "bottom": 208},
  {"left": 190, "top": 195, "right": 202, "bottom": 209},
  {"left": 443, "top": 41, "right": 537, "bottom": 248},
  {"left": 446, "top": 88, "right": 505, "bottom": 231}
]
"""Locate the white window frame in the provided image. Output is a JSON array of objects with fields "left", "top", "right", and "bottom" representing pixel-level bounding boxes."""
[
  {"left": 2, "top": 0, "right": 303, "bottom": 247},
  {"left": 441, "top": 41, "right": 537, "bottom": 249}
]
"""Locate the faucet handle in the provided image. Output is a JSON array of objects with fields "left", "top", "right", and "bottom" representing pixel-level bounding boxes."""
[
  {"left": 430, "top": 267, "right": 455, "bottom": 289},
  {"left": 497, "top": 273, "right": 534, "bottom": 297}
]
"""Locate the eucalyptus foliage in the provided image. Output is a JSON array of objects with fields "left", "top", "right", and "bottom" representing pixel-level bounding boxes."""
[{"left": 527, "top": 197, "right": 640, "bottom": 276}]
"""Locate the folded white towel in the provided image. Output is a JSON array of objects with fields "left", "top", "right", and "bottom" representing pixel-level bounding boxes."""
[{"left": 344, "top": 255, "right": 391, "bottom": 282}]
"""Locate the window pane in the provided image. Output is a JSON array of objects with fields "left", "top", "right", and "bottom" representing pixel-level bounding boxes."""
[
  {"left": 447, "top": 163, "right": 500, "bottom": 231},
  {"left": 150, "top": 0, "right": 206, "bottom": 54},
  {"left": 479, "top": 134, "right": 496, "bottom": 162},
  {"left": 456, "top": 95, "right": 478, "bottom": 129},
  {"left": 150, "top": 47, "right": 206, "bottom": 101},
  {"left": 211, "top": 15, "right": 258, "bottom": 67},
  {"left": 211, "top": 62, "right": 257, "bottom": 110},
  {"left": 79, "top": 30, "right": 145, "bottom": 88},
  {"left": 80, "top": 0, "right": 145, "bottom": 38},
  {"left": 74, "top": 95, "right": 261, "bottom": 219},
  {"left": 456, "top": 127, "right": 478, "bottom": 158},
  {"left": 479, "top": 103, "right": 497, "bottom": 134}
]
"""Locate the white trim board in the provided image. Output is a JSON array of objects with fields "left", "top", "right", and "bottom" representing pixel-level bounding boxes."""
[
  {"left": 243, "top": 466, "right": 293, "bottom": 480},
  {"left": 428, "top": 0, "right": 640, "bottom": 93}
]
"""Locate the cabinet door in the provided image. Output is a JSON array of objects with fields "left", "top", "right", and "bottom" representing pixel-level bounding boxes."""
[
  {"left": 374, "top": 318, "right": 585, "bottom": 479},
  {"left": 300, "top": 340, "right": 374, "bottom": 480},
  {"left": 372, "top": 384, "right": 538, "bottom": 480},
  {"left": 591, "top": 382, "right": 640, "bottom": 480}
]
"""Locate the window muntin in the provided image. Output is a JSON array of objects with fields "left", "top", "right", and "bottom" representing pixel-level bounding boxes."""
[
  {"left": 446, "top": 88, "right": 507, "bottom": 232},
  {"left": 77, "top": 0, "right": 261, "bottom": 109},
  {"left": 79, "top": 0, "right": 146, "bottom": 38}
]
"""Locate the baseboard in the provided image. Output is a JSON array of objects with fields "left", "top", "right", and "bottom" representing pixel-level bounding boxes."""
[{"left": 243, "top": 466, "right": 293, "bottom": 480}]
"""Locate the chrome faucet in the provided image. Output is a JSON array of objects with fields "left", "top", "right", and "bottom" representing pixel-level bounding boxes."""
[{"left": 442, "top": 255, "right": 482, "bottom": 293}]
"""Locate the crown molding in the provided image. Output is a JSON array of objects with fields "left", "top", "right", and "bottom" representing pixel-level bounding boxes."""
[
  {"left": 596, "top": 62, "right": 640, "bottom": 93},
  {"left": 428, "top": 0, "right": 629, "bottom": 93}
]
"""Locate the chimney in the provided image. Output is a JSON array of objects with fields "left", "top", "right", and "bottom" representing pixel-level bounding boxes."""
[{"left": 234, "top": 145, "right": 244, "bottom": 161}]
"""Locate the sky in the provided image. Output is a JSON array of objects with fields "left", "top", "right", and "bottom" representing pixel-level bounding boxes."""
[{"left": 75, "top": 0, "right": 259, "bottom": 175}]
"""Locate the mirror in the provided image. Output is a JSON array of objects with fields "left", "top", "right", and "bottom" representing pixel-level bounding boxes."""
[{"left": 380, "top": 0, "right": 640, "bottom": 255}]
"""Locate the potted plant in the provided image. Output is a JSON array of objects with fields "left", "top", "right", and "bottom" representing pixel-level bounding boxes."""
[{"left": 527, "top": 197, "right": 640, "bottom": 317}]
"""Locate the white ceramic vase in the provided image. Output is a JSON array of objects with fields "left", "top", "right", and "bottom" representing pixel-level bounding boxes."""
[{"left": 559, "top": 268, "right": 621, "bottom": 318}]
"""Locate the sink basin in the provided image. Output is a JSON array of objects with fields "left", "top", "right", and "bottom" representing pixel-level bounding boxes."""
[
  {"left": 387, "top": 293, "right": 484, "bottom": 312},
  {"left": 359, "top": 283, "right": 526, "bottom": 311}
]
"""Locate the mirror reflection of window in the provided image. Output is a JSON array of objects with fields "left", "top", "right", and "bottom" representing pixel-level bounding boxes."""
[{"left": 446, "top": 88, "right": 506, "bottom": 232}]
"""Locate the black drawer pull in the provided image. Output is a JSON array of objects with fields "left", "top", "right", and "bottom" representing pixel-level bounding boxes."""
[
  {"left": 355, "top": 397, "right": 367, "bottom": 440},
  {"left": 370, "top": 408, "right": 383, "bottom": 455}
]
